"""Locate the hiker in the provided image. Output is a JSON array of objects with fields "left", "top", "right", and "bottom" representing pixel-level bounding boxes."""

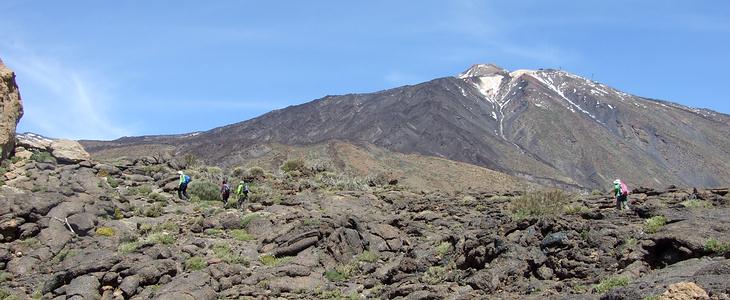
[
  {"left": 220, "top": 179, "right": 231, "bottom": 204},
  {"left": 178, "top": 170, "right": 191, "bottom": 200},
  {"left": 613, "top": 179, "right": 630, "bottom": 210},
  {"left": 235, "top": 180, "right": 249, "bottom": 209}
]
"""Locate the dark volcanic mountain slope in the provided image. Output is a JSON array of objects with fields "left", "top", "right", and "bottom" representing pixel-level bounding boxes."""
[{"left": 83, "top": 64, "right": 730, "bottom": 189}]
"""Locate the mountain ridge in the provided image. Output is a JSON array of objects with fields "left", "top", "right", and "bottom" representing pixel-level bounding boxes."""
[{"left": 81, "top": 64, "right": 730, "bottom": 190}]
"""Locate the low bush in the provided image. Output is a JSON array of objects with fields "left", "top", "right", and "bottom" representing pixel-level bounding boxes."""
[
  {"left": 188, "top": 180, "right": 220, "bottom": 201},
  {"left": 281, "top": 159, "right": 306, "bottom": 173},
  {"left": 680, "top": 199, "right": 712, "bottom": 209},
  {"left": 594, "top": 276, "right": 629, "bottom": 294},
  {"left": 185, "top": 256, "right": 207, "bottom": 271},
  {"left": 230, "top": 229, "right": 255, "bottom": 241},
  {"left": 644, "top": 216, "right": 667, "bottom": 234},
  {"left": 510, "top": 189, "right": 573, "bottom": 219},
  {"left": 436, "top": 241, "right": 452, "bottom": 258},
  {"left": 705, "top": 239, "right": 730, "bottom": 254},
  {"left": 356, "top": 250, "right": 378, "bottom": 263},
  {"left": 95, "top": 227, "right": 115, "bottom": 237},
  {"left": 259, "top": 254, "right": 291, "bottom": 266},
  {"left": 30, "top": 151, "right": 56, "bottom": 164},
  {"left": 144, "top": 203, "right": 164, "bottom": 218},
  {"left": 421, "top": 266, "right": 445, "bottom": 285},
  {"left": 247, "top": 166, "right": 266, "bottom": 179}
]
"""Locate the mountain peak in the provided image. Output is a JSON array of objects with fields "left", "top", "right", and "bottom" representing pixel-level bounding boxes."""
[{"left": 458, "top": 64, "right": 508, "bottom": 78}]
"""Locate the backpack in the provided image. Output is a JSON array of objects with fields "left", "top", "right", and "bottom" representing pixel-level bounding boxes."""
[
  {"left": 222, "top": 184, "right": 230, "bottom": 196},
  {"left": 619, "top": 182, "right": 629, "bottom": 196},
  {"left": 183, "top": 175, "right": 191, "bottom": 184}
]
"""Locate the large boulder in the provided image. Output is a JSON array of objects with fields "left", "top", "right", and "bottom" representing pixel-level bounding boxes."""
[
  {"left": 0, "top": 58, "right": 23, "bottom": 161},
  {"left": 50, "top": 139, "right": 90, "bottom": 163}
]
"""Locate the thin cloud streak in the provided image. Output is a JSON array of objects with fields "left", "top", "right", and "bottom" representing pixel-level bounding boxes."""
[{"left": 5, "top": 50, "right": 130, "bottom": 140}]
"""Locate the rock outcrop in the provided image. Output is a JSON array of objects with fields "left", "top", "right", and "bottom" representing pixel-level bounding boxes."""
[
  {"left": 0, "top": 58, "right": 23, "bottom": 161},
  {"left": 1, "top": 148, "right": 729, "bottom": 298}
]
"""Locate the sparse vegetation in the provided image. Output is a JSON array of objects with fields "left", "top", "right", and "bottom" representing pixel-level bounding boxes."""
[
  {"left": 281, "top": 158, "right": 306, "bottom": 173},
  {"left": 212, "top": 243, "right": 248, "bottom": 265},
  {"left": 421, "top": 266, "right": 445, "bottom": 285},
  {"left": 144, "top": 203, "right": 164, "bottom": 217},
  {"left": 241, "top": 213, "right": 263, "bottom": 227},
  {"left": 188, "top": 180, "right": 220, "bottom": 201},
  {"left": 230, "top": 229, "right": 255, "bottom": 241},
  {"left": 356, "top": 250, "right": 378, "bottom": 263},
  {"left": 247, "top": 166, "right": 266, "bottom": 179},
  {"left": 680, "top": 199, "right": 712, "bottom": 209},
  {"left": 436, "top": 241, "right": 452, "bottom": 258},
  {"left": 95, "top": 226, "right": 115, "bottom": 237},
  {"left": 107, "top": 177, "right": 119, "bottom": 188},
  {"left": 185, "top": 256, "right": 207, "bottom": 271},
  {"left": 0, "top": 271, "right": 12, "bottom": 283},
  {"left": 594, "top": 276, "right": 630, "bottom": 294},
  {"left": 259, "top": 254, "right": 291, "bottom": 267},
  {"left": 204, "top": 228, "right": 224, "bottom": 236},
  {"left": 30, "top": 151, "right": 56, "bottom": 164},
  {"left": 149, "top": 232, "right": 175, "bottom": 245},
  {"left": 510, "top": 189, "right": 573, "bottom": 219},
  {"left": 704, "top": 239, "right": 730, "bottom": 254},
  {"left": 644, "top": 216, "right": 667, "bottom": 234},
  {"left": 564, "top": 203, "right": 589, "bottom": 215},
  {"left": 325, "top": 269, "right": 347, "bottom": 282},
  {"left": 118, "top": 241, "right": 141, "bottom": 254}
]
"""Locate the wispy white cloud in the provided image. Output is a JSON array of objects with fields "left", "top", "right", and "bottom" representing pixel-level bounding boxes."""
[{"left": 2, "top": 47, "right": 130, "bottom": 140}]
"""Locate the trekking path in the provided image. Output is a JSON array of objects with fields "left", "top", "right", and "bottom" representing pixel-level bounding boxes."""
[{"left": 1, "top": 153, "right": 729, "bottom": 299}]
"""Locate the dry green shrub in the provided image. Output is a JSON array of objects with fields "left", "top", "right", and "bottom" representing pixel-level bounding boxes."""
[
  {"left": 281, "top": 159, "right": 306, "bottom": 173},
  {"left": 511, "top": 189, "right": 574, "bottom": 219},
  {"left": 188, "top": 180, "right": 220, "bottom": 201}
]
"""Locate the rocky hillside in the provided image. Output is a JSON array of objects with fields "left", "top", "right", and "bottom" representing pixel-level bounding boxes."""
[
  {"left": 0, "top": 59, "right": 23, "bottom": 162},
  {"left": 1, "top": 141, "right": 729, "bottom": 299},
  {"left": 82, "top": 64, "right": 730, "bottom": 190}
]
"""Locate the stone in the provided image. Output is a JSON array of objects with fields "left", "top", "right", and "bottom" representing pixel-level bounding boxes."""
[
  {"left": 65, "top": 275, "right": 101, "bottom": 299},
  {"left": 119, "top": 274, "right": 140, "bottom": 297},
  {"left": 659, "top": 282, "right": 709, "bottom": 300},
  {"left": 50, "top": 139, "right": 90, "bottom": 163},
  {"left": 66, "top": 213, "right": 96, "bottom": 236},
  {"left": 0, "top": 59, "right": 23, "bottom": 161}
]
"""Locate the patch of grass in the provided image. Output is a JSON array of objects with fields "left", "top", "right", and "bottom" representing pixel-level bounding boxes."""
[
  {"left": 142, "top": 165, "right": 168, "bottom": 176},
  {"left": 204, "top": 228, "right": 224, "bottom": 236},
  {"left": 281, "top": 158, "right": 306, "bottom": 173},
  {"left": 511, "top": 189, "right": 573, "bottom": 219},
  {"left": 131, "top": 184, "right": 154, "bottom": 196},
  {"left": 212, "top": 243, "right": 248, "bottom": 265},
  {"left": 436, "top": 241, "right": 452, "bottom": 258},
  {"left": 356, "top": 250, "right": 378, "bottom": 263},
  {"left": 144, "top": 203, "right": 164, "bottom": 217},
  {"left": 420, "top": 266, "right": 445, "bottom": 285},
  {"left": 0, "top": 271, "right": 12, "bottom": 283},
  {"left": 95, "top": 226, "right": 115, "bottom": 237},
  {"left": 114, "top": 208, "right": 124, "bottom": 220},
  {"left": 148, "top": 232, "right": 175, "bottom": 245},
  {"left": 30, "top": 151, "right": 56, "bottom": 164},
  {"left": 185, "top": 256, "right": 207, "bottom": 271},
  {"left": 564, "top": 204, "right": 589, "bottom": 215},
  {"left": 704, "top": 239, "right": 730, "bottom": 254},
  {"left": 247, "top": 166, "right": 265, "bottom": 179},
  {"left": 594, "top": 276, "right": 630, "bottom": 294},
  {"left": 591, "top": 189, "right": 604, "bottom": 196},
  {"left": 189, "top": 180, "right": 220, "bottom": 201},
  {"left": 241, "top": 213, "right": 262, "bottom": 227},
  {"left": 107, "top": 177, "right": 119, "bottom": 188},
  {"left": 680, "top": 199, "right": 712, "bottom": 209},
  {"left": 19, "top": 237, "right": 40, "bottom": 248},
  {"left": 149, "top": 192, "right": 167, "bottom": 203},
  {"left": 644, "top": 216, "right": 667, "bottom": 234},
  {"left": 324, "top": 269, "right": 347, "bottom": 282},
  {"left": 230, "top": 229, "right": 255, "bottom": 241},
  {"left": 259, "top": 254, "right": 291, "bottom": 267},
  {"left": 118, "top": 241, "right": 141, "bottom": 254}
]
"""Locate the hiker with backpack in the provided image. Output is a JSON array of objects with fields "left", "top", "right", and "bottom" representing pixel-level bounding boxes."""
[
  {"left": 613, "top": 179, "right": 630, "bottom": 210},
  {"left": 235, "top": 180, "right": 249, "bottom": 210},
  {"left": 178, "top": 170, "right": 191, "bottom": 200},
  {"left": 220, "top": 179, "right": 231, "bottom": 204}
]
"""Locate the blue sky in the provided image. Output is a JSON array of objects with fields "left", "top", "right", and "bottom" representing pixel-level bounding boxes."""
[{"left": 1, "top": 1, "right": 728, "bottom": 140}]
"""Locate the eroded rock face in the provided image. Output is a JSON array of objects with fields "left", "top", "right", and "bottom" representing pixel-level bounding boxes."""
[{"left": 0, "top": 59, "right": 23, "bottom": 161}]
